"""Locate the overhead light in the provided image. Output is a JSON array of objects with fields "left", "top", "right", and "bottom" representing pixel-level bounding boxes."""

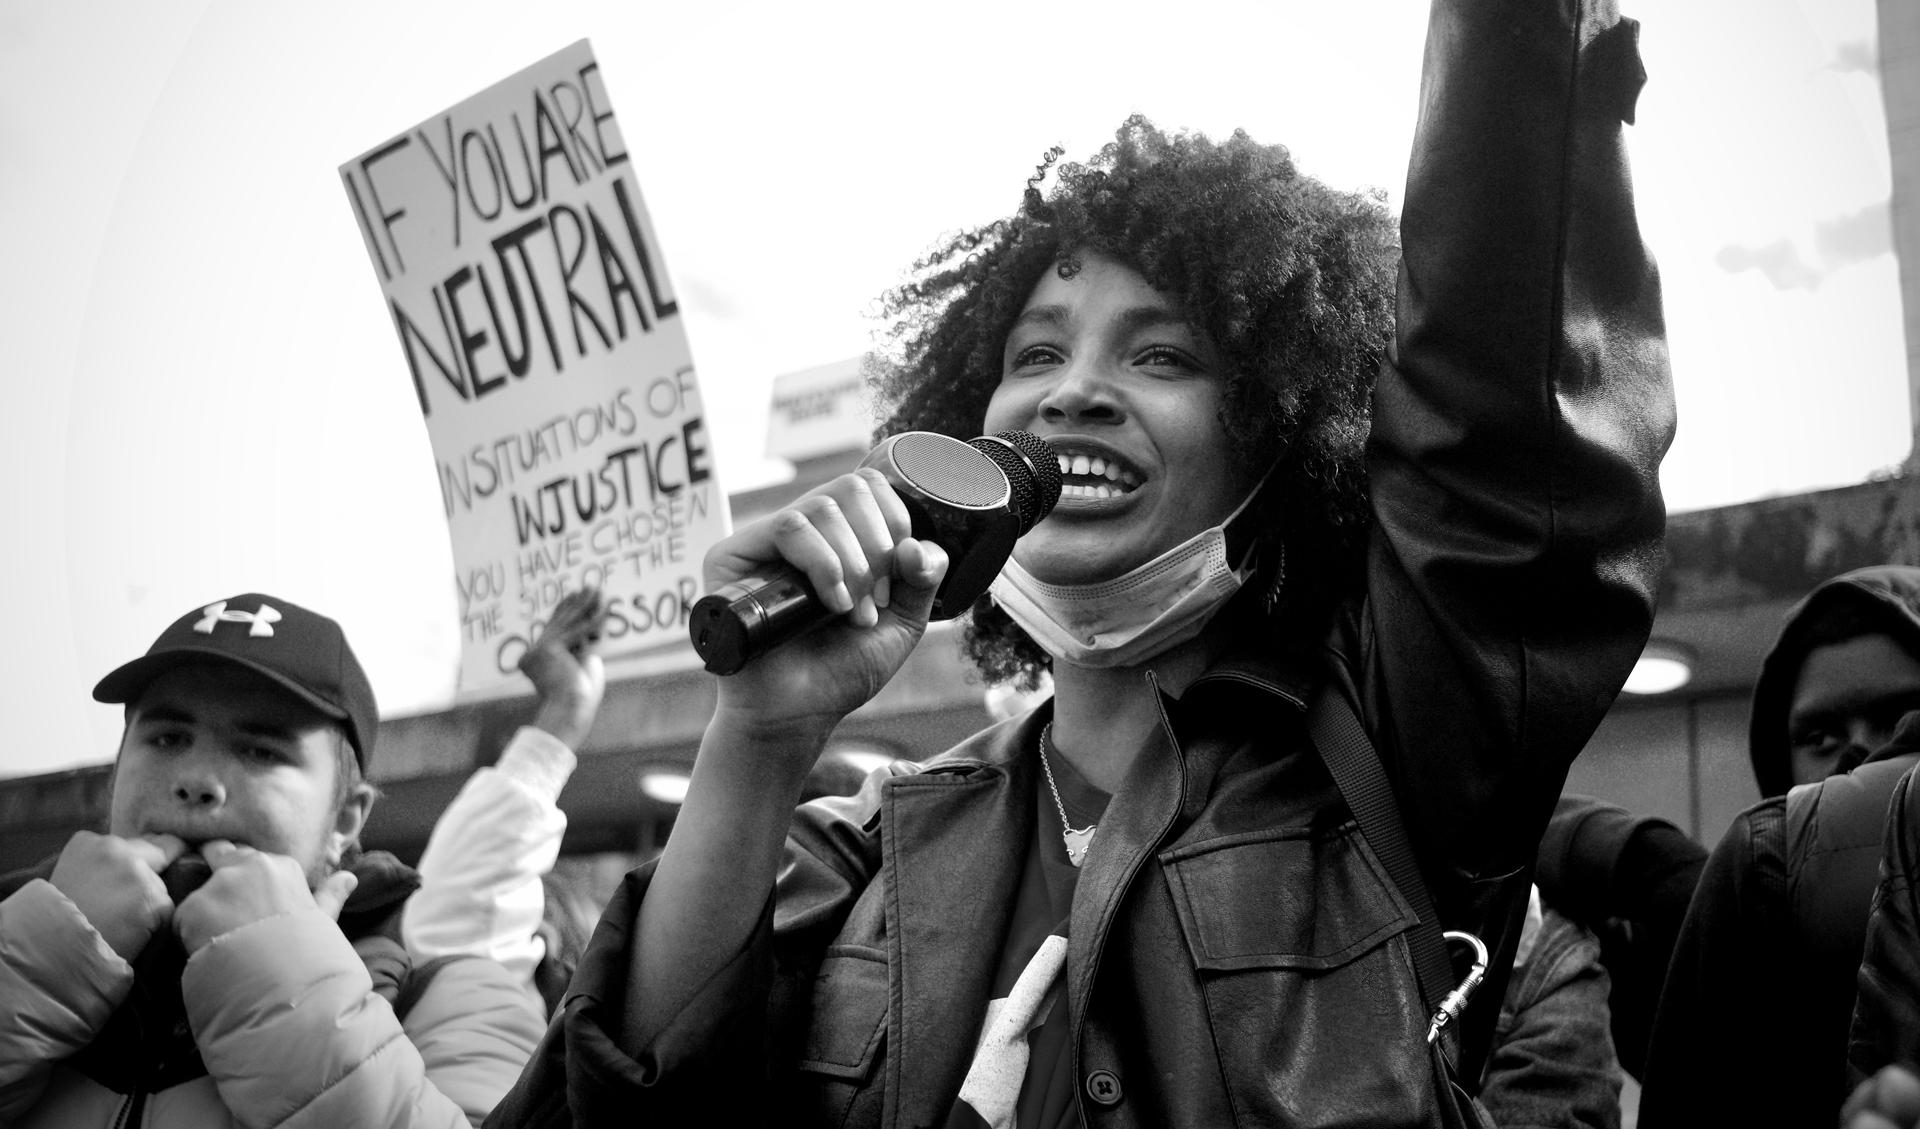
[
  {"left": 829, "top": 748, "right": 898, "bottom": 776},
  {"left": 636, "top": 768, "right": 691, "bottom": 805},
  {"left": 1624, "top": 639, "right": 1694, "bottom": 695}
]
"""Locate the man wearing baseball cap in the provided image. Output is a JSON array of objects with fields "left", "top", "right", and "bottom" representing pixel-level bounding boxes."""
[{"left": 0, "top": 593, "right": 545, "bottom": 1128}]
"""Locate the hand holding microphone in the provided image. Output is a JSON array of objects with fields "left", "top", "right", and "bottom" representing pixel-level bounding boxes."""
[{"left": 690, "top": 430, "right": 1061, "bottom": 675}]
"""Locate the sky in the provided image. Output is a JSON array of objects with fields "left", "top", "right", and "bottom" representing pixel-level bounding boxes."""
[{"left": 0, "top": 0, "right": 1905, "bottom": 779}]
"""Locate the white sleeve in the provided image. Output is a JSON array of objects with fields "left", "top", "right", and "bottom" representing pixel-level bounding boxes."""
[{"left": 401, "top": 726, "right": 575, "bottom": 983}]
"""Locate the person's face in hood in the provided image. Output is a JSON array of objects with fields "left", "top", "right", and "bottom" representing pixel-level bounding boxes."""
[{"left": 1786, "top": 632, "right": 1920, "bottom": 786}]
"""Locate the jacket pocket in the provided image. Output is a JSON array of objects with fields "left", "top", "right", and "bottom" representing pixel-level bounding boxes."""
[
  {"left": 795, "top": 945, "right": 888, "bottom": 1082},
  {"left": 1161, "top": 822, "right": 1418, "bottom": 972},
  {"left": 1157, "top": 824, "right": 1438, "bottom": 1127}
]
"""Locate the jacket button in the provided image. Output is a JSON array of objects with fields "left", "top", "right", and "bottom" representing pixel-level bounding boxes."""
[{"left": 1085, "top": 1068, "right": 1123, "bottom": 1106}]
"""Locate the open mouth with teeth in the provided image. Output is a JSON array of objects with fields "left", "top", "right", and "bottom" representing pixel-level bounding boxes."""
[{"left": 1054, "top": 450, "right": 1143, "bottom": 500}]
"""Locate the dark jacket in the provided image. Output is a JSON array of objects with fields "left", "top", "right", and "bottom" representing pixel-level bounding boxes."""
[
  {"left": 1534, "top": 794, "right": 1708, "bottom": 1080},
  {"left": 486, "top": 0, "right": 1671, "bottom": 1124},
  {"left": 1850, "top": 760, "right": 1920, "bottom": 1083},
  {"left": 1640, "top": 714, "right": 1920, "bottom": 1127}
]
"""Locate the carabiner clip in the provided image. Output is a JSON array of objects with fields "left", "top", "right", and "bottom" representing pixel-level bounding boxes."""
[{"left": 1426, "top": 930, "right": 1489, "bottom": 1044}]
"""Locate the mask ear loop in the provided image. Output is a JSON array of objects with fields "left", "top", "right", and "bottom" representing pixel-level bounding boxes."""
[
  {"left": 1261, "top": 542, "right": 1289, "bottom": 618},
  {"left": 1220, "top": 460, "right": 1286, "bottom": 616}
]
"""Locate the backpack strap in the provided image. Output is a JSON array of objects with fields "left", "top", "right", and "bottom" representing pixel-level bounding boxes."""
[{"left": 1306, "top": 684, "right": 1457, "bottom": 1020}]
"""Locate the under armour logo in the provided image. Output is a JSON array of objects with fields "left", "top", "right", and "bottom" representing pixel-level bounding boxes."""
[{"left": 193, "top": 601, "right": 282, "bottom": 637}]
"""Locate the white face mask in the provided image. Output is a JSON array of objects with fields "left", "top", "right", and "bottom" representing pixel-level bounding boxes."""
[{"left": 987, "top": 487, "right": 1263, "bottom": 669}]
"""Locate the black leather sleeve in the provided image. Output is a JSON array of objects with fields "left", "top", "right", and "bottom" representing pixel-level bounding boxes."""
[{"left": 1850, "top": 766, "right": 1920, "bottom": 1082}]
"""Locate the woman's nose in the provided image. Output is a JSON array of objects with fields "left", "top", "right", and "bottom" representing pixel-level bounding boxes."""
[{"left": 1038, "top": 361, "right": 1122, "bottom": 424}]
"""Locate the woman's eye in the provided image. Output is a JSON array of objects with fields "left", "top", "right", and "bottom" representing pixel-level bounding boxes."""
[
  {"left": 149, "top": 731, "right": 187, "bottom": 750},
  {"left": 1137, "top": 345, "right": 1196, "bottom": 370},
  {"left": 1009, "top": 345, "right": 1062, "bottom": 369}
]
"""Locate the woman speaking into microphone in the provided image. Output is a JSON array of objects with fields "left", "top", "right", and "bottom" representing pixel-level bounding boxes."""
[{"left": 490, "top": 0, "right": 1672, "bottom": 1123}]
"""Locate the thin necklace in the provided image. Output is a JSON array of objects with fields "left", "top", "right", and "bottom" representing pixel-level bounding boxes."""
[{"left": 1039, "top": 722, "right": 1096, "bottom": 867}]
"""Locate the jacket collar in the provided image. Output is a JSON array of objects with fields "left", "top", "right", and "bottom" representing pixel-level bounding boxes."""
[
  {"left": 1185, "top": 637, "right": 1317, "bottom": 711},
  {"left": 879, "top": 647, "right": 1312, "bottom": 1125}
]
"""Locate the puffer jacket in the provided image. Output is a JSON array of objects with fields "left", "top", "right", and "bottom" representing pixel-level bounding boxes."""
[
  {"left": 1641, "top": 711, "right": 1920, "bottom": 1127},
  {"left": 0, "top": 851, "right": 546, "bottom": 1128},
  {"left": 486, "top": 0, "right": 1672, "bottom": 1123}
]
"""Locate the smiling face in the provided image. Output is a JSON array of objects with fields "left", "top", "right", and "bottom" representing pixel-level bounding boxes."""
[
  {"left": 982, "top": 251, "right": 1256, "bottom": 586},
  {"left": 108, "top": 663, "right": 370, "bottom": 886}
]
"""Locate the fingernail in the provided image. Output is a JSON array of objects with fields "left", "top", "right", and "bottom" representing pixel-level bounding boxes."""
[
  {"left": 873, "top": 576, "right": 891, "bottom": 610},
  {"left": 857, "top": 595, "right": 878, "bottom": 627},
  {"left": 832, "top": 583, "right": 854, "bottom": 613}
]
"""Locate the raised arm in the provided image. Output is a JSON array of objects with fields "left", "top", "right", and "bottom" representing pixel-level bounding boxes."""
[
  {"left": 1362, "top": 0, "right": 1673, "bottom": 888},
  {"left": 404, "top": 588, "right": 609, "bottom": 984}
]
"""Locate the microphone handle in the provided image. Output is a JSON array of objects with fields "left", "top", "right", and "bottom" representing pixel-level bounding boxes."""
[
  {"left": 689, "top": 430, "right": 1042, "bottom": 676},
  {"left": 688, "top": 564, "right": 830, "bottom": 676}
]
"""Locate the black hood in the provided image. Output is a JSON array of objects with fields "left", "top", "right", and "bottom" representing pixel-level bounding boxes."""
[{"left": 1749, "top": 565, "right": 1920, "bottom": 798}]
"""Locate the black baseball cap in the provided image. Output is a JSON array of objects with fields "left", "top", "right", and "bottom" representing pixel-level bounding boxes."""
[{"left": 92, "top": 593, "right": 379, "bottom": 769}]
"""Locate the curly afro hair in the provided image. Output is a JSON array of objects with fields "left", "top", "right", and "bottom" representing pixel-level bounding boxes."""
[{"left": 870, "top": 114, "right": 1399, "bottom": 689}]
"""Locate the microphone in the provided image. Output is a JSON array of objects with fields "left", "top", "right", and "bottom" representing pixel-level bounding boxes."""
[{"left": 689, "top": 430, "right": 1062, "bottom": 675}]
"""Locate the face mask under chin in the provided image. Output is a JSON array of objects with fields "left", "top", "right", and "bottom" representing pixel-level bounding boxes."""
[{"left": 989, "top": 482, "right": 1267, "bottom": 669}]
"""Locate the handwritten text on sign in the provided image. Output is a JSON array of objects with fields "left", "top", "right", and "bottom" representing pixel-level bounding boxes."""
[{"left": 341, "top": 39, "right": 726, "bottom": 692}]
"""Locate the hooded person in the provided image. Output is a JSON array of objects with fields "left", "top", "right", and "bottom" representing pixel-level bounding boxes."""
[
  {"left": 0, "top": 593, "right": 546, "bottom": 1128},
  {"left": 1639, "top": 566, "right": 1920, "bottom": 1128}
]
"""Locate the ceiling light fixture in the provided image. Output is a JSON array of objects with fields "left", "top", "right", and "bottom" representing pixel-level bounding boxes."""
[
  {"left": 636, "top": 769, "right": 691, "bottom": 805},
  {"left": 1623, "top": 639, "right": 1695, "bottom": 695}
]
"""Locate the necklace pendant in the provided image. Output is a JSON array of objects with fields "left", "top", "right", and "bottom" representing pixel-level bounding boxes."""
[{"left": 1062, "top": 826, "right": 1096, "bottom": 867}]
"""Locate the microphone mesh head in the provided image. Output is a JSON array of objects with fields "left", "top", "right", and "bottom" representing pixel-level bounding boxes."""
[
  {"left": 887, "top": 433, "right": 1008, "bottom": 507},
  {"left": 971, "top": 431, "right": 1062, "bottom": 534}
]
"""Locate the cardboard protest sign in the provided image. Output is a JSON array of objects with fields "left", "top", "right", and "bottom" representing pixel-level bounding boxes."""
[{"left": 341, "top": 39, "right": 726, "bottom": 694}]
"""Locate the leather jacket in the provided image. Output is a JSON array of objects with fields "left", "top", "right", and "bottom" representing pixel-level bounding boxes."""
[
  {"left": 486, "top": 0, "right": 1672, "bottom": 1124},
  {"left": 1850, "top": 747, "right": 1920, "bottom": 1087}
]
